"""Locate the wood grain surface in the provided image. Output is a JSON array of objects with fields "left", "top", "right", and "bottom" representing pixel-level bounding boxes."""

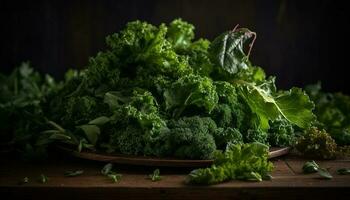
[{"left": 1, "top": 153, "right": 350, "bottom": 200}]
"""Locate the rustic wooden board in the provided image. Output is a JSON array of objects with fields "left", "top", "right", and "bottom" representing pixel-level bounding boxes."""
[
  {"left": 1, "top": 156, "right": 350, "bottom": 200},
  {"left": 56, "top": 145, "right": 290, "bottom": 167}
]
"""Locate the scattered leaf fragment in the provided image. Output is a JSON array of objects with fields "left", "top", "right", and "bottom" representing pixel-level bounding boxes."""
[
  {"left": 64, "top": 170, "right": 84, "bottom": 177},
  {"left": 337, "top": 168, "right": 350, "bottom": 175},
  {"left": 38, "top": 174, "right": 49, "bottom": 183},
  {"left": 302, "top": 160, "right": 319, "bottom": 174},
  {"left": 149, "top": 169, "right": 162, "bottom": 182}
]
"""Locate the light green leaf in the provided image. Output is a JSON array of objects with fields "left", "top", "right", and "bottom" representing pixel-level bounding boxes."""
[
  {"left": 238, "top": 82, "right": 315, "bottom": 130},
  {"left": 275, "top": 88, "right": 316, "bottom": 128},
  {"left": 78, "top": 124, "right": 100, "bottom": 145},
  {"left": 88, "top": 116, "right": 110, "bottom": 125},
  {"left": 318, "top": 168, "right": 333, "bottom": 179}
]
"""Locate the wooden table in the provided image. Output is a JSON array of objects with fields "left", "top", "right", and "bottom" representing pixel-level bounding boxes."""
[{"left": 1, "top": 153, "right": 350, "bottom": 200}]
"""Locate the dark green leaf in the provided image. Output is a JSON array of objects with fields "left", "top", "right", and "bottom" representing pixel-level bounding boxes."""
[
  {"left": 149, "top": 169, "right": 162, "bottom": 182},
  {"left": 38, "top": 174, "right": 49, "bottom": 183},
  {"left": 18, "top": 177, "right": 29, "bottom": 185},
  {"left": 107, "top": 173, "right": 122, "bottom": 183},
  {"left": 78, "top": 124, "right": 100, "bottom": 145},
  {"left": 88, "top": 116, "right": 110, "bottom": 126},
  {"left": 101, "top": 163, "right": 113, "bottom": 175},
  {"left": 302, "top": 161, "right": 319, "bottom": 174},
  {"left": 337, "top": 168, "right": 350, "bottom": 175},
  {"left": 209, "top": 28, "right": 255, "bottom": 75},
  {"left": 64, "top": 170, "right": 84, "bottom": 177}
]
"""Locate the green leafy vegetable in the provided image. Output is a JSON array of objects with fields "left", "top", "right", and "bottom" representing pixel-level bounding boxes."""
[
  {"left": 1, "top": 19, "right": 316, "bottom": 165},
  {"left": 107, "top": 173, "right": 122, "bottom": 183},
  {"left": 302, "top": 160, "right": 333, "bottom": 179},
  {"left": 149, "top": 169, "right": 162, "bottom": 182},
  {"left": 64, "top": 170, "right": 84, "bottom": 177},
  {"left": 305, "top": 82, "right": 350, "bottom": 146},
  {"left": 187, "top": 142, "right": 273, "bottom": 184},
  {"left": 296, "top": 127, "right": 337, "bottom": 159},
  {"left": 209, "top": 27, "right": 255, "bottom": 77},
  {"left": 302, "top": 161, "right": 319, "bottom": 173},
  {"left": 101, "top": 163, "right": 113, "bottom": 175},
  {"left": 317, "top": 168, "right": 333, "bottom": 179},
  {"left": 18, "top": 177, "right": 29, "bottom": 185},
  {"left": 337, "top": 168, "right": 350, "bottom": 175},
  {"left": 38, "top": 174, "right": 49, "bottom": 183}
]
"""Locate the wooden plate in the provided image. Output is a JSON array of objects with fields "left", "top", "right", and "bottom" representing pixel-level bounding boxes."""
[{"left": 57, "top": 145, "right": 290, "bottom": 167}]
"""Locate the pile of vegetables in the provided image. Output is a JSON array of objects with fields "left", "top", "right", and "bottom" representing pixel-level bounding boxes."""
[{"left": 1, "top": 19, "right": 349, "bottom": 184}]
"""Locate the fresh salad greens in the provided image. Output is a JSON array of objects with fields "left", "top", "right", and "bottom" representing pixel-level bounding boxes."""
[
  {"left": 0, "top": 19, "right": 317, "bottom": 162},
  {"left": 187, "top": 142, "right": 273, "bottom": 184}
]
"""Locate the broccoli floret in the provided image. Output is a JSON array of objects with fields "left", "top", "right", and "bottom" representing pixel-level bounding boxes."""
[
  {"left": 108, "top": 125, "right": 144, "bottom": 155},
  {"left": 268, "top": 118, "right": 295, "bottom": 147},
  {"left": 210, "top": 81, "right": 246, "bottom": 129},
  {"left": 167, "top": 116, "right": 217, "bottom": 159},
  {"left": 61, "top": 95, "right": 109, "bottom": 126}
]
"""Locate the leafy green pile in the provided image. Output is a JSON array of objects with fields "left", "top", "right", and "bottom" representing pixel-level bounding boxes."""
[
  {"left": 306, "top": 83, "right": 350, "bottom": 146},
  {"left": 188, "top": 142, "right": 273, "bottom": 184},
  {"left": 0, "top": 19, "right": 316, "bottom": 161}
]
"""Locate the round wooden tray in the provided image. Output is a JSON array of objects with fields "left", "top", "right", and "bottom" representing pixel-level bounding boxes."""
[{"left": 57, "top": 145, "right": 290, "bottom": 167}]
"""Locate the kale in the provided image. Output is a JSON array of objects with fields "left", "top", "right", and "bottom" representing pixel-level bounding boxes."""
[
  {"left": 187, "top": 142, "right": 273, "bottom": 184},
  {"left": 296, "top": 127, "right": 337, "bottom": 159},
  {"left": 268, "top": 118, "right": 295, "bottom": 147},
  {"left": 166, "top": 116, "right": 217, "bottom": 159},
  {"left": 305, "top": 82, "right": 350, "bottom": 145},
  {"left": 1, "top": 19, "right": 318, "bottom": 164}
]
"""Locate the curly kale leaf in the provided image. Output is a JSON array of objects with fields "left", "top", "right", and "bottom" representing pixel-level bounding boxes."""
[
  {"left": 296, "top": 127, "right": 337, "bottom": 159},
  {"left": 268, "top": 118, "right": 295, "bottom": 147},
  {"left": 167, "top": 18, "right": 195, "bottom": 50},
  {"left": 164, "top": 74, "right": 218, "bottom": 117},
  {"left": 305, "top": 83, "right": 350, "bottom": 145},
  {"left": 188, "top": 142, "right": 273, "bottom": 184},
  {"left": 213, "top": 127, "right": 243, "bottom": 149}
]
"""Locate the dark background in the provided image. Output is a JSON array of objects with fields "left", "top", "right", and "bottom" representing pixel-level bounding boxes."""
[{"left": 0, "top": 0, "right": 348, "bottom": 93}]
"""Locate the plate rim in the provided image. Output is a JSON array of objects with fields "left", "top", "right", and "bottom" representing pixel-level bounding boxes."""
[{"left": 56, "top": 145, "right": 290, "bottom": 167}]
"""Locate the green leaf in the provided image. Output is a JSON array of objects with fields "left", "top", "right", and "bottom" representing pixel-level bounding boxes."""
[
  {"left": 38, "top": 174, "right": 49, "bottom": 183},
  {"left": 64, "top": 170, "right": 84, "bottom": 177},
  {"left": 317, "top": 168, "right": 333, "bottom": 179},
  {"left": 337, "top": 168, "right": 350, "bottom": 175},
  {"left": 48, "top": 133, "right": 71, "bottom": 141},
  {"left": 302, "top": 161, "right": 319, "bottom": 174},
  {"left": 167, "top": 18, "right": 194, "bottom": 49},
  {"left": 275, "top": 88, "right": 316, "bottom": 129},
  {"left": 78, "top": 124, "right": 100, "bottom": 145},
  {"left": 101, "top": 163, "right": 113, "bottom": 175},
  {"left": 18, "top": 177, "right": 29, "bottom": 185},
  {"left": 239, "top": 82, "right": 315, "bottom": 130},
  {"left": 108, "top": 173, "right": 122, "bottom": 183},
  {"left": 88, "top": 116, "right": 110, "bottom": 125},
  {"left": 209, "top": 28, "right": 255, "bottom": 75},
  {"left": 149, "top": 169, "right": 162, "bottom": 182},
  {"left": 47, "top": 121, "right": 66, "bottom": 133}
]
